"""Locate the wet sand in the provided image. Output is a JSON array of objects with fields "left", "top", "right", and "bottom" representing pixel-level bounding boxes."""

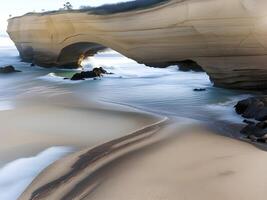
[
  {"left": 2, "top": 94, "right": 267, "bottom": 200},
  {"left": 18, "top": 114, "right": 267, "bottom": 200},
  {"left": 0, "top": 95, "right": 159, "bottom": 166}
]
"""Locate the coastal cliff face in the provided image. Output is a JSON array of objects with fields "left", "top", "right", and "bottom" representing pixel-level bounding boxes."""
[{"left": 7, "top": 0, "right": 267, "bottom": 89}]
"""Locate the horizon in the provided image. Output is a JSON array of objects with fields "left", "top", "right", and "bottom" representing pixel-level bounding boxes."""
[{"left": 0, "top": 0, "right": 128, "bottom": 35}]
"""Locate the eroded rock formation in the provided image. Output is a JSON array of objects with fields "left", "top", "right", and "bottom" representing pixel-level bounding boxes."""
[{"left": 7, "top": 0, "right": 267, "bottom": 89}]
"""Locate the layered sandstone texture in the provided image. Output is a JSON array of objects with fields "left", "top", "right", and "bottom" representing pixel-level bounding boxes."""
[{"left": 7, "top": 0, "right": 267, "bottom": 89}]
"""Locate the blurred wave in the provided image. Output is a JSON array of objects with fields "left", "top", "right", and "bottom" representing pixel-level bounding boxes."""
[{"left": 0, "top": 146, "right": 73, "bottom": 200}]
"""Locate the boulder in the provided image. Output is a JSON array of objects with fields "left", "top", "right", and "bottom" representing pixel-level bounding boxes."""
[
  {"left": 0, "top": 65, "right": 21, "bottom": 73},
  {"left": 80, "top": 71, "right": 97, "bottom": 78},
  {"left": 71, "top": 73, "right": 86, "bottom": 81},
  {"left": 70, "top": 67, "right": 111, "bottom": 81},
  {"left": 235, "top": 96, "right": 267, "bottom": 121}
]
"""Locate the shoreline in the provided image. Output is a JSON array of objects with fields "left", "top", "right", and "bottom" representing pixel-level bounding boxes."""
[
  {"left": 9, "top": 95, "right": 266, "bottom": 200},
  {"left": 1, "top": 34, "right": 267, "bottom": 199},
  {"left": 1, "top": 77, "right": 267, "bottom": 199},
  {"left": 19, "top": 114, "right": 170, "bottom": 200},
  {"left": 0, "top": 93, "right": 165, "bottom": 199},
  {"left": 19, "top": 119, "right": 267, "bottom": 200},
  {"left": 0, "top": 94, "right": 161, "bottom": 165}
]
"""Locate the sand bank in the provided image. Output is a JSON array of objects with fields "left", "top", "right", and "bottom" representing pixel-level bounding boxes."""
[
  {"left": 0, "top": 95, "right": 159, "bottom": 166},
  {"left": 18, "top": 121, "right": 267, "bottom": 200}
]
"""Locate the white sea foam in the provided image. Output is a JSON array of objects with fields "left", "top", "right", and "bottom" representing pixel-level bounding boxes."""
[
  {"left": 39, "top": 72, "right": 76, "bottom": 83},
  {"left": 41, "top": 50, "right": 182, "bottom": 83},
  {"left": 0, "top": 100, "right": 14, "bottom": 111},
  {"left": 82, "top": 50, "right": 180, "bottom": 78},
  {"left": 39, "top": 72, "right": 100, "bottom": 84},
  {"left": 0, "top": 146, "right": 73, "bottom": 200},
  {"left": 205, "top": 95, "right": 253, "bottom": 123}
]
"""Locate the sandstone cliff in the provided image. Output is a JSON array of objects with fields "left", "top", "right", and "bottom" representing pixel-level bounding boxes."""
[{"left": 7, "top": 0, "right": 267, "bottom": 89}]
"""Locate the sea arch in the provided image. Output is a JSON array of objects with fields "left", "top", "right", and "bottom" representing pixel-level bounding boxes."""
[{"left": 7, "top": 0, "right": 267, "bottom": 89}]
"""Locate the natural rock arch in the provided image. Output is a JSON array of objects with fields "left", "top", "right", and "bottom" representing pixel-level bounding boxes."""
[
  {"left": 7, "top": 0, "right": 267, "bottom": 89},
  {"left": 57, "top": 42, "right": 107, "bottom": 67}
]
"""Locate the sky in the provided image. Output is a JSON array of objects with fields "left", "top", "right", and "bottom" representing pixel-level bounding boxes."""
[{"left": 0, "top": 0, "right": 127, "bottom": 34}]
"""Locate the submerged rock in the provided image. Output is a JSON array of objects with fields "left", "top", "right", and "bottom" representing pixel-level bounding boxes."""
[
  {"left": 0, "top": 65, "right": 21, "bottom": 73},
  {"left": 193, "top": 88, "right": 206, "bottom": 92}
]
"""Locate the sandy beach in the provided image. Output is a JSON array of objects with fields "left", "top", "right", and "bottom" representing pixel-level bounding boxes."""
[
  {"left": 1, "top": 39, "right": 266, "bottom": 200},
  {"left": 0, "top": 89, "right": 265, "bottom": 200},
  {"left": 0, "top": 94, "right": 159, "bottom": 167},
  {"left": 15, "top": 104, "right": 267, "bottom": 200}
]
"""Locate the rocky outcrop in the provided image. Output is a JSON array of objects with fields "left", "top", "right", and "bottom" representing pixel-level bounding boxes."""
[
  {"left": 7, "top": 0, "right": 267, "bottom": 89},
  {"left": 235, "top": 96, "right": 267, "bottom": 142},
  {"left": 70, "top": 67, "right": 111, "bottom": 80},
  {"left": 235, "top": 96, "right": 267, "bottom": 121}
]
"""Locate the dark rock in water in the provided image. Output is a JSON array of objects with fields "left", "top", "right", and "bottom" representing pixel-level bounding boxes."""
[
  {"left": 193, "top": 88, "right": 206, "bottom": 92},
  {"left": 99, "top": 67, "right": 107, "bottom": 74},
  {"left": 70, "top": 67, "right": 111, "bottom": 81},
  {"left": 235, "top": 96, "right": 267, "bottom": 121},
  {"left": 0, "top": 65, "right": 21, "bottom": 73},
  {"left": 98, "top": 67, "right": 114, "bottom": 75},
  {"left": 241, "top": 123, "right": 258, "bottom": 137},
  {"left": 71, "top": 71, "right": 96, "bottom": 81},
  {"left": 235, "top": 99, "right": 251, "bottom": 115},
  {"left": 241, "top": 120, "right": 267, "bottom": 142},
  {"left": 92, "top": 68, "right": 104, "bottom": 77},
  {"left": 256, "top": 138, "right": 266, "bottom": 143},
  {"left": 80, "top": 71, "right": 97, "bottom": 78},
  {"left": 71, "top": 73, "right": 86, "bottom": 81},
  {"left": 255, "top": 108, "right": 267, "bottom": 121},
  {"left": 63, "top": 78, "right": 69, "bottom": 80},
  {"left": 31, "top": 63, "right": 35, "bottom": 67},
  {"left": 236, "top": 96, "right": 267, "bottom": 142}
]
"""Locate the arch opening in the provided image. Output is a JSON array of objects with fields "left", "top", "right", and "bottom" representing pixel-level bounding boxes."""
[
  {"left": 57, "top": 42, "right": 107, "bottom": 68},
  {"left": 58, "top": 42, "right": 204, "bottom": 72}
]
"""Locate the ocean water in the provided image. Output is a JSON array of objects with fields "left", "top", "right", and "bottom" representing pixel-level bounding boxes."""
[
  {"left": 0, "top": 36, "right": 257, "bottom": 198},
  {"left": 0, "top": 36, "right": 256, "bottom": 126},
  {"left": 0, "top": 147, "right": 73, "bottom": 200}
]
